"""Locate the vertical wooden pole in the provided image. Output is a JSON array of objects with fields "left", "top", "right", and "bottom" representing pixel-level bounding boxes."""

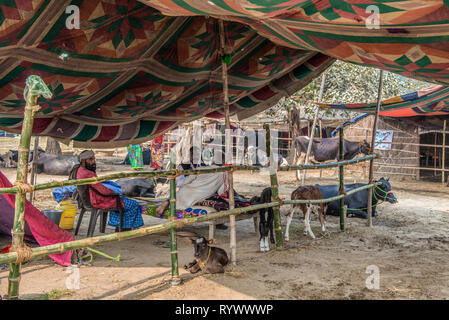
[
  {"left": 264, "top": 124, "right": 283, "bottom": 249},
  {"left": 442, "top": 120, "right": 446, "bottom": 185},
  {"left": 7, "top": 80, "right": 45, "bottom": 299},
  {"left": 169, "top": 158, "right": 180, "bottom": 286},
  {"left": 339, "top": 126, "right": 345, "bottom": 231},
  {"left": 219, "top": 19, "right": 236, "bottom": 266},
  {"left": 319, "top": 120, "right": 323, "bottom": 178},
  {"left": 367, "top": 69, "right": 384, "bottom": 227},
  {"left": 434, "top": 133, "right": 437, "bottom": 176},
  {"left": 29, "top": 136, "right": 39, "bottom": 203},
  {"left": 302, "top": 73, "right": 325, "bottom": 184}
]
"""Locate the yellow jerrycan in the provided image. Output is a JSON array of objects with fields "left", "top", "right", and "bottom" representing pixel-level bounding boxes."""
[{"left": 57, "top": 200, "right": 77, "bottom": 230}]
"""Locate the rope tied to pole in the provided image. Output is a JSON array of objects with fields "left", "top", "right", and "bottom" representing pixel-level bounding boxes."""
[
  {"left": 10, "top": 243, "right": 32, "bottom": 264},
  {"left": 168, "top": 168, "right": 183, "bottom": 180},
  {"left": 24, "top": 104, "right": 41, "bottom": 115},
  {"left": 13, "top": 181, "right": 34, "bottom": 194}
]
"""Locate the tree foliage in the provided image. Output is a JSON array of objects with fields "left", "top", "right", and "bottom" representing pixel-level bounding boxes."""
[{"left": 265, "top": 60, "right": 432, "bottom": 120}]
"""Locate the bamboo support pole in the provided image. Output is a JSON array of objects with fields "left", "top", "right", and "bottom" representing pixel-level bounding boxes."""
[
  {"left": 0, "top": 182, "right": 380, "bottom": 266},
  {"left": 29, "top": 136, "right": 39, "bottom": 203},
  {"left": 264, "top": 124, "right": 283, "bottom": 249},
  {"left": 367, "top": 69, "right": 383, "bottom": 227},
  {"left": 339, "top": 126, "right": 345, "bottom": 232},
  {"left": 7, "top": 86, "right": 41, "bottom": 299},
  {"left": 219, "top": 19, "right": 236, "bottom": 266},
  {"left": 442, "top": 120, "right": 446, "bottom": 185},
  {"left": 169, "top": 160, "right": 180, "bottom": 286},
  {"left": 0, "top": 156, "right": 379, "bottom": 195}
]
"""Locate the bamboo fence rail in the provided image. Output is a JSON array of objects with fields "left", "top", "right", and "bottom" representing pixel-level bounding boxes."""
[{"left": 0, "top": 183, "right": 380, "bottom": 266}]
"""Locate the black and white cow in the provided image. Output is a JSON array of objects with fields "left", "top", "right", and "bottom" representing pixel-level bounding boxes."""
[
  {"left": 250, "top": 187, "right": 275, "bottom": 252},
  {"left": 317, "top": 177, "right": 398, "bottom": 218}
]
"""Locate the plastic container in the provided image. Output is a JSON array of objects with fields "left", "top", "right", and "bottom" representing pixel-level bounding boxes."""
[
  {"left": 42, "top": 209, "right": 63, "bottom": 226},
  {"left": 57, "top": 200, "right": 77, "bottom": 230}
]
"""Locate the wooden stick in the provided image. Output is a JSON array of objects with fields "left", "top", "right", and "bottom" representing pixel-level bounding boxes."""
[
  {"left": 339, "top": 126, "right": 345, "bottom": 232},
  {"left": 29, "top": 136, "right": 39, "bottom": 203},
  {"left": 319, "top": 119, "right": 323, "bottom": 178},
  {"left": 367, "top": 69, "right": 383, "bottom": 227},
  {"left": 434, "top": 132, "right": 437, "bottom": 176},
  {"left": 442, "top": 120, "right": 446, "bottom": 185},
  {"left": 219, "top": 19, "right": 236, "bottom": 266},
  {"left": 264, "top": 124, "right": 283, "bottom": 249},
  {"left": 302, "top": 73, "right": 325, "bottom": 184}
]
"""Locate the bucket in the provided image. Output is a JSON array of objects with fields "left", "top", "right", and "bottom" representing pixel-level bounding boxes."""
[
  {"left": 42, "top": 209, "right": 63, "bottom": 226},
  {"left": 57, "top": 200, "right": 77, "bottom": 230}
]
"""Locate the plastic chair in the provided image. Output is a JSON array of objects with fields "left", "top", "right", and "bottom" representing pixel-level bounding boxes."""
[{"left": 70, "top": 165, "right": 124, "bottom": 237}]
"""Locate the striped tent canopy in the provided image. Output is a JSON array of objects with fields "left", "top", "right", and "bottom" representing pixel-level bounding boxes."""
[
  {"left": 2, "top": 1, "right": 449, "bottom": 147},
  {"left": 317, "top": 85, "right": 449, "bottom": 117}
]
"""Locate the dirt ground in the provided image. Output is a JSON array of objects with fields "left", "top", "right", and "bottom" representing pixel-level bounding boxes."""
[{"left": 1, "top": 159, "right": 449, "bottom": 300}]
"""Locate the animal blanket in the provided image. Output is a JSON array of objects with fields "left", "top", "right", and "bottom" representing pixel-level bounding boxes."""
[{"left": 176, "top": 166, "right": 228, "bottom": 210}]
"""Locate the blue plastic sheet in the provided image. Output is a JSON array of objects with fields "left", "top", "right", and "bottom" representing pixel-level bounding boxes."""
[{"left": 52, "top": 186, "right": 76, "bottom": 203}]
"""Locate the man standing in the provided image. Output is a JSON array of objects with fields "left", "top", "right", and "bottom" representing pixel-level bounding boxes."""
[{"left": 76, "top": 150, "right": 144, "bottom": 232}]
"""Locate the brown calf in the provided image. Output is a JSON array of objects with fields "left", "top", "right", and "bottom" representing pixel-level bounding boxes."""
[
  {"left": 184, "top": 237, "right": 229, "bottom": 274},
  {"left": 285, "top": 185, "right": 327, "bottom": 240}
]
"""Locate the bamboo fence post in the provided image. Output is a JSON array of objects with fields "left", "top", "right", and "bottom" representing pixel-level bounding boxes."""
[
  {"left": 29, "top": 136, "right": 39, "bottom": 203},
  {"left": 367, "top": 69, "right": 384, "bottom": 227},
  {"left": 169, "top": 159, "right": 181, "bottom": 286},
  {"left": 442, "top": 120, "right": 447, "bottom": 185},
  {"left": 264, "top": 124, "right": 284, "bottom": 249},
  {"left": 339, "top": 126, "right": 345, "bottom": 231},
  {"left": 302, "top": 73, "right": 325, "bottom": 185},
  {"left": 219, "top": 19, "right": 236, "bottom": 266},
  {"left": 7, "top": 76, "right": 51, "bottom": 300}
]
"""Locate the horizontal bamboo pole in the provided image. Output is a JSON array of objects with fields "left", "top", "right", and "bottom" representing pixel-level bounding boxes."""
[
  {"left": 284, "top": 183, "right": 379, "bottom": 205},
  {"left": 0, "top": 201, "right": 279, "bottom": 265},
  {"left": 0, "top": 182, "right": 380, "bottom": 265},
  {"left": 375, "top": 164, "right": 449, "bottom": 172},
  {"left": 0, "top": 156, "right": 378, "bottom": 195},
  {"left": 278, "top": 154, "right": 378, "bottom": 171}
]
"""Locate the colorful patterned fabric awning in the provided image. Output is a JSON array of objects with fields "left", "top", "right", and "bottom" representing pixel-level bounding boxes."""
[
  {"left": 2, "top": 1, "right": 449, "bottom": 147},
  {"left": 317, "top": 85, "right": 449, "bottom": 117}
]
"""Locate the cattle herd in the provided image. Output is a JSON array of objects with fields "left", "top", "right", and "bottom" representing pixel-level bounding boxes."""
[{"left": 0, "top": 136, "right": 399, "bottom": 274}]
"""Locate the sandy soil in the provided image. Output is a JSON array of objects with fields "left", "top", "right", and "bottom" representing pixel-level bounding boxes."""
[{"left": 1, "top": 160, "right": 449, "bottom": 300}]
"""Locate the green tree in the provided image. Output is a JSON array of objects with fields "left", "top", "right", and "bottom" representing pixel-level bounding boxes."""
[{"left": 266, "top": 60, "right": 432, "bottom": 120}]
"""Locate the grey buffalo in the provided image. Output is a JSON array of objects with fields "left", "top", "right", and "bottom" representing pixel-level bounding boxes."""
[
  {"left": 294, "top": 137, "right": 371, "bottom": 163},
  {"left": 317, "top": 177, "right": 398, "bottom": 219},
  {"left": 9, "top": 147, "right": 45, "bottom": 163},
  {"left": 35, "top": 153, "right": 79, "bottom": 175},
  {"left": 115, "top": 178, "right": 155, "bottom": 197}
]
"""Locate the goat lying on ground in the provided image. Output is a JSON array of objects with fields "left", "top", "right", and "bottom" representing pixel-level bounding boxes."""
[
  {"left": 250, "top": 187, "right": 275, "bottom": 252},
  {"left": 285, "top": 185, "right": 327, "bottom": 240},
  {"left": 184, "top": 236, "right": 229, "bottom": 274}
]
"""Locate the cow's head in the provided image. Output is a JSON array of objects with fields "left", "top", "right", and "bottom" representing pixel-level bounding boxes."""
[
  {"left": 187, "top": 237, "right": 214, "bottom": 258},
  {"left": 360, "top": 140, "right": 371, "bottom": 155},
  {"left": 375, "top": 177, "right": 398, "bottom": 204}
]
